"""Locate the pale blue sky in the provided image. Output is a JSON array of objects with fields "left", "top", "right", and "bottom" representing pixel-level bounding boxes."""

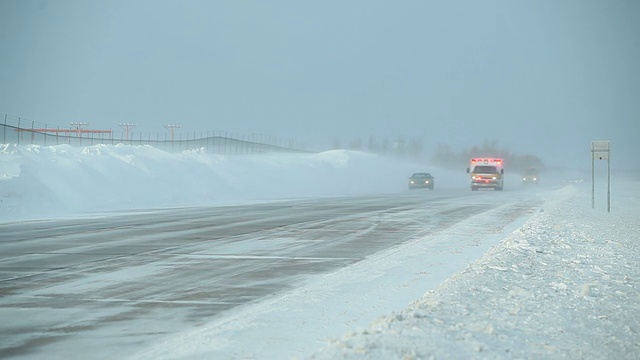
[{"left": 1, "top": 0, "right": 638, "bottom": 168}]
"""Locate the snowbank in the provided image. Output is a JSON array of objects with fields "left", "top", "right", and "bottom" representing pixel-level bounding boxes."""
[
  {"left": 0, "top": 144, "right": 459, "bottom": 222},
  {"left": 310, "top": 181, "right": 640, "bottom": 359}
]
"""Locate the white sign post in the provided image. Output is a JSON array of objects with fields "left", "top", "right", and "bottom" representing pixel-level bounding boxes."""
[{"left": 591, "top": 140, "right": 611, "bottom": 212}]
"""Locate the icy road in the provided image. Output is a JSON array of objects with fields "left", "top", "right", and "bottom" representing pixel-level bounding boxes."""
[{"left": 0, "top": 189, "right": 543, "bottom": 359}]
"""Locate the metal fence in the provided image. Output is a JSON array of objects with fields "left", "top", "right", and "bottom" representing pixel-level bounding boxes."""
[{"left": 1, "top": 114, "right": 311, "bottom": 154}]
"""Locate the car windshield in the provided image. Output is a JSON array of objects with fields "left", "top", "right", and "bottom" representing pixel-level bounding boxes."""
[
  {"left": 411, "top": 173, "right": 431, "bottom": 178},
  {"left": 473, "top": 166, "right": 498, "bottom": 174},
  {"left": 523, "top": 168, "right": 539, "bottom": 175}
]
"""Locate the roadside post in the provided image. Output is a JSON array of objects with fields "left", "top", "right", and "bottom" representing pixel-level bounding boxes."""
[{"left": 591, "top": 140, "right": 611, "bottom": 212}]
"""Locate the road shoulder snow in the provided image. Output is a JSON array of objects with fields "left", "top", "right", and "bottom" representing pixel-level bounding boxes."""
[{"left": 310, "top": 182, "right": 640, "bottom": 359}]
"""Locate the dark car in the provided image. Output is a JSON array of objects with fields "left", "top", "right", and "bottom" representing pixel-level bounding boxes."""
[
  {"left": 522, "top": 167, "right": 540, "bottom": 184},
  {"left": 408, "top": 172, "right": 434, "bottom": 190}
]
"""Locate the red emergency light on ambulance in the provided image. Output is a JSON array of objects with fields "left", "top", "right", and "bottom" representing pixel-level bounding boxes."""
[{"left": 466, "top": 158, "right": 504, "bottom": 191}]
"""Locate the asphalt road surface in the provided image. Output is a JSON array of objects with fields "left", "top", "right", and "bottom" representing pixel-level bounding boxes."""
[{"left": 0, "top": 189, "right": 542, "bottom": 359}]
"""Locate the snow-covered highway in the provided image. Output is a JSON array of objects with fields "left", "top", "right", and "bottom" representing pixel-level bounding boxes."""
[{"left": 1, "top": 190, "right": 542, "bottom": 359}]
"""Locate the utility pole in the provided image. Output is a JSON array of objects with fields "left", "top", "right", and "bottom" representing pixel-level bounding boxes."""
[
  {"left": 70, "top": 122, "right": 88, "bottom": 145},
  {"left": 70, "top": 122, "right": 88, "bottom": 137},
  {"left": 165, "top": 124, "right": 181, "bottom": 142},
  {"left": 119, "top": 123, "right": 137, "bottom": 140}
]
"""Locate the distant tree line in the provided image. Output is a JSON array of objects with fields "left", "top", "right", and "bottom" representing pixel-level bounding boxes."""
[
  {"left": 334, "top": 136, "right": 544, "bottom": 171},
  {"left": 432, "top": 140, "right": 545, "bottom": 171}
]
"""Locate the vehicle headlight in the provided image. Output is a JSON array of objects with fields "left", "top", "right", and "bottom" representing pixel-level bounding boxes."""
[{"left": 492, "top": 176, "right": 497, "bottom": 180}]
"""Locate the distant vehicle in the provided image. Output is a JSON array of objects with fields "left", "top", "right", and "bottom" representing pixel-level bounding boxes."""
[
  {"left": 408, "top": 173, "right": 434, "bottom": 190},
  {"left": 466, "top": 158, "right": 504, "bottom": 191},
  {"left": 522, "top": 167, "right": 540, "bottom": 184}
]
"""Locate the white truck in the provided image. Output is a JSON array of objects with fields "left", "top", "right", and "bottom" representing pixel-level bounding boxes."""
[{"left": 466, "top": 158, "right": 504, "bottom": 191}]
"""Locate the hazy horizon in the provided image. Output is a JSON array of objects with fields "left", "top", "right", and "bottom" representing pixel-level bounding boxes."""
[{"left": 1, "top": 0, "right": 639, "bottom": 169}]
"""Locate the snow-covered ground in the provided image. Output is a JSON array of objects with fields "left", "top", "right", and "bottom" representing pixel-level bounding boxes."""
[
  {"left": 310, "top": 181, "right": 640, "bottom": 359},
  {"left": 1, "top": 143, "right": 638, "bottom": 359}
]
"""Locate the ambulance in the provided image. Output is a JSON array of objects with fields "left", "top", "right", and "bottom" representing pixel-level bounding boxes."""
[{"left": 466, "top": 158, "right": 504, "bottom": 191}]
